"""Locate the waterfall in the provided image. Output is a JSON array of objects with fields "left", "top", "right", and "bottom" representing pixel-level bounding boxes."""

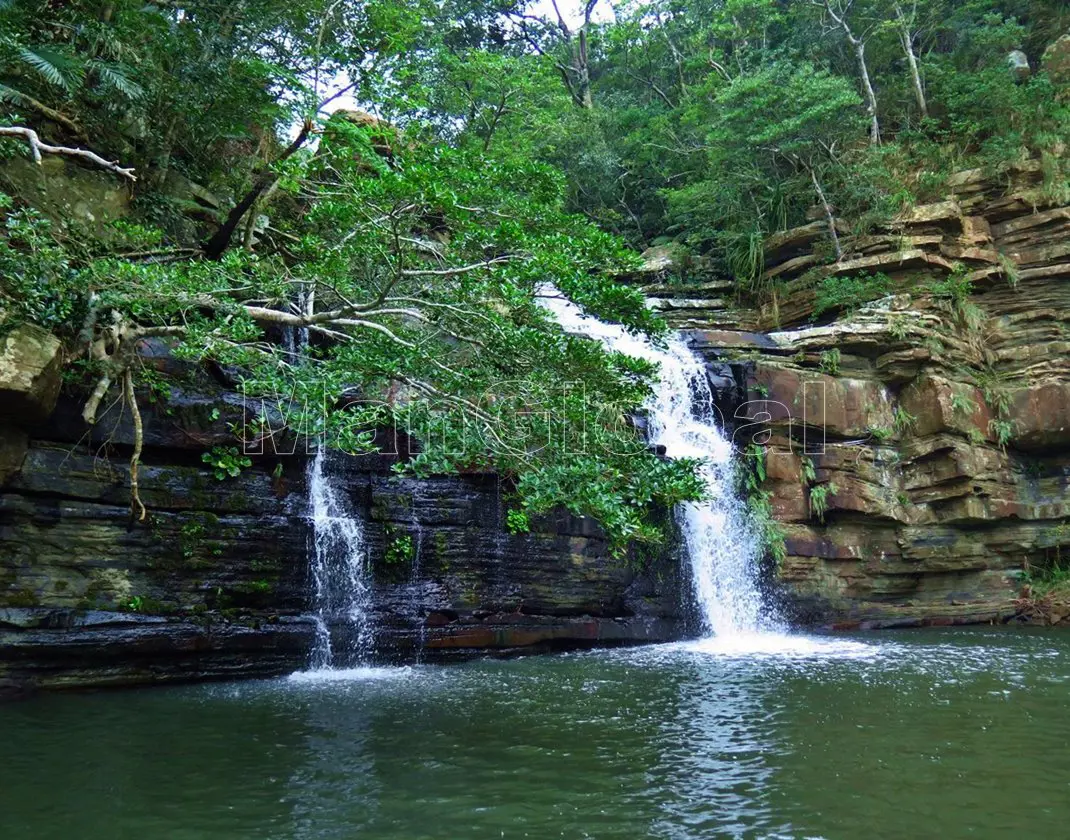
[
  {"left": 539, "top": 291, "right": 782, "bottom": 638},
  {"left": 306, "top": 450, "right": 375, "bottom": 668}
]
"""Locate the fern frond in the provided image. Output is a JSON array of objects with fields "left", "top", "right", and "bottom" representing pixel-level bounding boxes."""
[
  {"left": 18, "top": 46, "right": 83, "bottom": 93},
  {"left": 0, "top": 82, "right": 27, "bottom": 105},
  {"left": 90, "top": 61, "right": 144, "bottom": 101}
]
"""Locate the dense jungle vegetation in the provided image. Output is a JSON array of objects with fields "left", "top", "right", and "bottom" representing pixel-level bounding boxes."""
[{"left": 1, "top": 0, "right": 1067, "bottom": 549}]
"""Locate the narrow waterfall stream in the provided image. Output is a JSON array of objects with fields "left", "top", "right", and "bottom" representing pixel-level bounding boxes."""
[
  {"left": 306, "top": 450, "right": 375, "bottom": 668},
  {"left": 540, "top": 291, "right": 783, "bottom": 639}
]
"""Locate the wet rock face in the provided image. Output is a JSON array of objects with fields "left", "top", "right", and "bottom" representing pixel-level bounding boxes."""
[
  {"left": 0, "top": 387, "right": 684, "bottom": 694},
  {"left": 658, "top": 161, "right": 1070, "bottom": 629}
]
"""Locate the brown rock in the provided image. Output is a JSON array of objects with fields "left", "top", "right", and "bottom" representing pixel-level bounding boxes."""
[
  {"left": 766, "top": 452, "right": 802, "bottom": 483},
  {"left": 1010, "top": 381, "right": 1070, "bottom": 450},
  {"left": 893, "top": 200, "right": 963, "bottom": 229},
  {"left": 748, "top": 365, "right": 894, "bottom": 440},
  {"left": 679, "top": 164, "right": 1070, "bottom": 629},
  {"left": 899, "top": 376, "right": 988, "bottom": 438}
]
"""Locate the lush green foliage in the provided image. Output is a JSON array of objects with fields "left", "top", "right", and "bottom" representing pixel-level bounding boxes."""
[
  {"left": 0, "top": 119, "right": 703, "bottom": 551},
  {"left": 813, "top": 273, "right": 892, "bottom": 320},
  {"left": 202, "top": 446, "right": 253, "bottom": 481},
  {"left": 443, "top": 0, "right": 1068, "bottom": 288},
  {"left": 818, "top": 348, "right": 842, "bottom": 376},
  {"left": 3, "top": 1, "right": 1067, "bottom": 264},
  {"left": 667, "top": 63, "right": 865, "bottom": 288}
]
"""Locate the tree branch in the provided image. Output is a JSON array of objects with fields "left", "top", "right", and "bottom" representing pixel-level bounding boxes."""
[
  {"left": 0, "top": 126, "right": 135, "bottom": 180},
  {"left": 2, "top": 91, "right": 85, "bottom": 138},
  {"left": 400, "top": 255, "right": 517, "bottom": 277},
  {"left": 203, "top": 118, "right": 314, "bottom": 259}
]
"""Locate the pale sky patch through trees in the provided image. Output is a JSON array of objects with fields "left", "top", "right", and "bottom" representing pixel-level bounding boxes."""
[{"left": 302, "top": 0, "right": 614, "bottom": 132}]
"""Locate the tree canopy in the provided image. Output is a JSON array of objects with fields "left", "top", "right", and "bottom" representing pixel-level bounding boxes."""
[{"left": 1, "top": 0, "right": 1068, "bottom": 552}]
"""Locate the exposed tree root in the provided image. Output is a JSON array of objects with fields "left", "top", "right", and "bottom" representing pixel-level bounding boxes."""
[
  {"left": 82, "top": 372, "right": 113, "bottom": 426},
  {"left": 122, "top": 369, "right": 146, "bottom": 522},
  {"left": 78, "top": 312, "right": 179, "bottom": 520}
]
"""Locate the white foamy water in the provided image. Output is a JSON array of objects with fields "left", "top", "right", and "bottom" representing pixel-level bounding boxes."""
[
  {"left": 678, "top": 634, "right": 875, "bottom": 660},
  {"left": 288, "top": 666, "right": 411, "bottom": 684},
  {"left": 306, "top": 449, "right": 374, "bottom": 668},
  {"left": 539, "top": 288, "right": 785, "bottom": 639}
]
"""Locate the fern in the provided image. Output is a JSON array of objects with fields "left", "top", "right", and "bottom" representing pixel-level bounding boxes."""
[
  {"left": 868, "top": 425, "right": 893, "bottom": 442},
  {"left": 950, "top": 391, "right": 978, "bottom": 418},
  {"left": 997, "top": 252, "right": 1020, "bottom": 289},
  {"left": 989, "top": 418, "right": 1015, "bottom": 452},
  {"left": 893, "top": 406, "right": 917, "bottom": 434},
  {"left": 18, "top": 46, "right": 83, "bottom": 93},
  {"left": 0, "top": 82, "right": 27, "bottom": 104},
  {"left": 808, "top": 482, "right": 838, "bottom": 522},
  {"left": 89, "top": 61, "right": 144, "bottom": 101}
]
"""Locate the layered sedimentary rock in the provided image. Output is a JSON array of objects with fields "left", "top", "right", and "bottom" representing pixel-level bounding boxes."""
[
  {"left": 642, "top": 161, "right": 1070, "bottom": 628},
  {"left": 0, "top": 343, "right": 682, "bottom": 694}
]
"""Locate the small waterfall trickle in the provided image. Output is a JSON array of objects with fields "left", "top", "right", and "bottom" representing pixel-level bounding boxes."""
[
  {"left": 307, "top": 449, "right": 375, "bottom": 668},
  {"left": 540, "top": 291, "right": 783, "bottom": 638},
  {"left": 406, "top": 493, "right": 428, "bottom": 662}
]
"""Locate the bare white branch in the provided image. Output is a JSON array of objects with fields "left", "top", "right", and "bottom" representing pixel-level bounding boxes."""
[{"left": 0, "top": 126, "right": 136, "bottom": 181}]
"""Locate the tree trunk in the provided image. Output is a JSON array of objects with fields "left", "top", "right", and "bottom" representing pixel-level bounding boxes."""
[
  {"left": 575, "top": 29, "right": 593, "bottom": 109},
  {"left": 150, "top": 115, "right": 178, "bottom": 190},
  {"left": 897, "top": 19, "right": 928, "bottom": 119},
  {"left": 853, "top": 40, "right": 881, "bottom": 145},
  {"left": 822, "top": 2, "right": 881, "bottom": 145},
  {"left": 204, "top": 120, "right": 312, "bottom": 259},
  {"left": 809, "top": 166, "right": 842, "bottom": 260}
]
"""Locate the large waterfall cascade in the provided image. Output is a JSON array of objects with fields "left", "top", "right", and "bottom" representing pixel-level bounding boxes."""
[
  {"left": 306, "top": 450, "right": 376, "bottom": 668},
  {"left": 539, "top": 291, "right": 784, "bottom": 639}
]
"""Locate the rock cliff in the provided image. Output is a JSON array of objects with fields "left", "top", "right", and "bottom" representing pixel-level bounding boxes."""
[
  {"left": 0, "top": 356, "right": 684, "bottom": 693},
  {"left": 4, "top": 157, "right": 1068, "bottom": 694},
  {"left": 643, "top": 161, "right": 1070, "bottom": 628},
  {"left": 0, "top": 158, "right": 686, "bottom": 695}
]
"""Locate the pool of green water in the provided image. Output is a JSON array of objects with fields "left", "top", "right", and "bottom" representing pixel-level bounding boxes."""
[{"left": 2, "top": 627, "right": 1069, "bottom": 839}]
